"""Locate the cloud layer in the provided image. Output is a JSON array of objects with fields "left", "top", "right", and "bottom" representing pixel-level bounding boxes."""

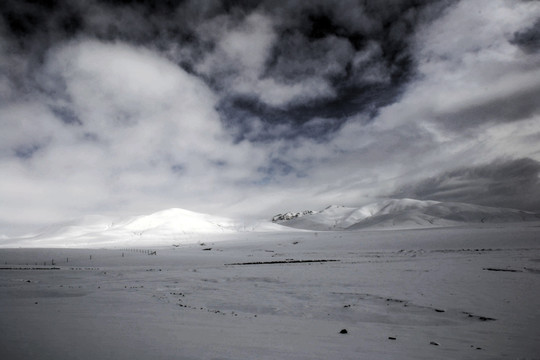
[
  {"left": 391, "top": 158, "right": 540, "bottom": 211},
  {"left": 1, "top": 0, "right": 539, "bottom": 235}
]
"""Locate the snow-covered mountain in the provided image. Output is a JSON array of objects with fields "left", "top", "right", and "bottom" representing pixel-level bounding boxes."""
[
  {"left": 2, "top": 208, "right": 288, "bottom": 248},
  {"left": 272, "top": 199, "right": 540, "bottom": 231},
  {"left": 3, "top": 199, "right": 539, "bottom": 248}
]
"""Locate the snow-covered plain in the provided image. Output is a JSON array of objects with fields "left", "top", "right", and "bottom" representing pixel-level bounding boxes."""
[{"left": 1, "top": 223, "right": 539, "bottom": 360}]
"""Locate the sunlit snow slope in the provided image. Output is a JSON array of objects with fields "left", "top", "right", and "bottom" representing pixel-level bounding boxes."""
[
  {"left": 273, "top": 199, "right": 540, "bottom": 231},
  {"left": 2, "top": 208, "right": 288, "bottom": 248},
  {"left": 3, "top": 199, "right": 539, "bottom": 248}
]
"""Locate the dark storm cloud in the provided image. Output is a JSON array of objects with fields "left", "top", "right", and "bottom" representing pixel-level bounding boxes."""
[
  {"left": 0, "top": 0, "right": 455, "bottom": 139},
  {"left": 391, "top": 158, "right": 540, "bottom": 211},
  {"left": 512, "top": 19, "right": 540, "bottom": 54},
  {"left": 202, "top": 0, "right": 457, "bottom": 137}
]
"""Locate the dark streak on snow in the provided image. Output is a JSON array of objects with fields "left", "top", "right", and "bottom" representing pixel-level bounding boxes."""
[
  {"left": 483, "top": 267, "right": 523, "bottom": 273},
  {"left": 225, "top": 259, "right": 340, "bottom": 266},
  {"left": 0, "top": 267, "right": 60, "bottom": 270}
]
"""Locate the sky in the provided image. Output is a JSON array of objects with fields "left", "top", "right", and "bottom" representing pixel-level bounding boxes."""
[{"left": 1, "top": 0, "right": 540, "bottom": 235}]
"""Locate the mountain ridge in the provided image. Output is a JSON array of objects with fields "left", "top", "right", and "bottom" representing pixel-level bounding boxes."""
[
  {"left": 272, "top": 199, "right": 540, "bottom": 231},
  {"left": 2, "top": 199, "right": 539, "bottom": 248}
]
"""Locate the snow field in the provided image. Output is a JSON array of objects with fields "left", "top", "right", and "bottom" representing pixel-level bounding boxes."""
[{"left": 0, "top": 225, "right": 539, "bottom": 359}]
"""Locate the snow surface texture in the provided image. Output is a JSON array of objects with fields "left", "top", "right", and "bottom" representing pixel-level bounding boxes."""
[
  {"left": 1, "top": 225, "right": 539, "bottom": 359},
  {"left": 272, "top": 199, "right": 540, "bottom": 231}
]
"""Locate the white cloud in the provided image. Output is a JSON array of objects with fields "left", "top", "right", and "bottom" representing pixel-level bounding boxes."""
[
  {"left": 410, "top": 0, "right": 540, "bottom": 129},
  {"left": 240, "top": 77, "right": 335, "bottom": 108},
  {"left": 195, "top": 12, "right": 336, "bottom": 108},
  {"left": 44, "top": 40, "right": 222, "bottom": 147},
  {"left": 0, "top": 39, "right": 274, "bottom": 232},
  {"left": 370, "top": 0, "right": 540, "bottom": 171},
  {"left": 197, "top": 12, "right": 275, "bottom": 77}
]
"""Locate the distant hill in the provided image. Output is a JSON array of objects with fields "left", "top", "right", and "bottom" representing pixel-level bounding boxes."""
[
  {"left": 2, "top": 199, "right": 539, "bottom": 248},
  {"left": 272, "top": 199, "right": 540, "bottom": 231},
  {"left": 1, "top": 208, "right": 288, "bottom": 248}
]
